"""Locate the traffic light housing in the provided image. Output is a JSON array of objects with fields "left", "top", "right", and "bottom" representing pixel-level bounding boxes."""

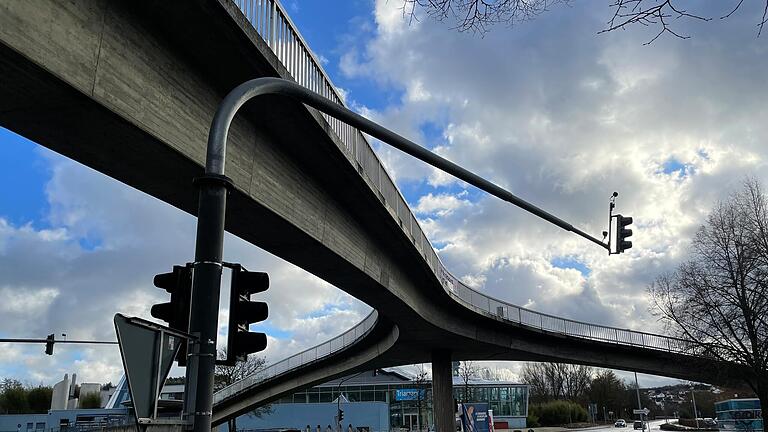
[
  {"left": 150, "top": 265, "right": 193, "bottom": 365},
  {"left": 617, "top": 215, "right": 633, "bottom": 253},
  {"left": 226, "top": 265, "right": 269, "bottom": 365},
  {"left": 45, "top": 334, "right": 54, "bottom": 355},
  {"left": 338, "top": 408, "right": 344, "bottom": 423}
]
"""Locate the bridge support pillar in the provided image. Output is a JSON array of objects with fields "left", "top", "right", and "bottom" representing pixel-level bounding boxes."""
[{"left": 432, "top": 349, "right": 454, "bottom": 432}]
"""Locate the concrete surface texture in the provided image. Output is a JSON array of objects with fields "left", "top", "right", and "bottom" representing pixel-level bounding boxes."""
[{"left": 0, "top": 0, "right": 749, "bottom": 427}]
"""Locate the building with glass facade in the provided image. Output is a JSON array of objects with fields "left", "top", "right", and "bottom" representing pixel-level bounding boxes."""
[
  {"left": 238, "top": 368, "right": 529, "bottom": 431},
  {"left": 715, "top": 399, "right": 763, "bottom": 432}
]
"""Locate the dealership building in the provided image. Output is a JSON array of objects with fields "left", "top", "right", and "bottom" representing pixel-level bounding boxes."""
[{"left": 234, "top": 367, "right": 529, "bottom": 431}]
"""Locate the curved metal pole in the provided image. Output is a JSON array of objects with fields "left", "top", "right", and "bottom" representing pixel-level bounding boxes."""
[{"left": 207, "top": 77, "right": 608, "bottom": 249}]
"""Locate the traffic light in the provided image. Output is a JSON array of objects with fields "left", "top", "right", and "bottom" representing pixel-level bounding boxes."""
[
  {"left": 338, "top": 408, "right": 344, "bottom": 423},
  {"left": 617, "top": 215, "right": 633, "bottom": 253},
  {"left": 226, "top": 264, "right": 269, "bottom": 364},
  {"left": 150, "top": 265, "right": 193, "bottom": 365},
  {"left": 45, "top": 334, "right": 54, "bottom": 355}
]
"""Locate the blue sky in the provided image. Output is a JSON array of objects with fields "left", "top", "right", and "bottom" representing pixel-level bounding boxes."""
[
  {"left": 0, "top": 128, "right": 50, "bottom": 229},
  {"left": 2, "top": 0, "right": 768, "bottom": 388}
]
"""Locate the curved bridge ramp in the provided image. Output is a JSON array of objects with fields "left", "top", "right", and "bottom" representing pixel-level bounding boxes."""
[
  {"left": 212, "top": 312, "right": 399, "bottom": 425},
  {"left": 0, "top": 1, "right": 748, "bottom": 429}
]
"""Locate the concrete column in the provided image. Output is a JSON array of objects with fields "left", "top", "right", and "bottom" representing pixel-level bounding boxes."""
[{"left": 432, "top": 349, "right": 454, "bottom": 432}]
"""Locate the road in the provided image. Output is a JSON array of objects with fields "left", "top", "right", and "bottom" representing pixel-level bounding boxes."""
[{"left": 534, "top": 420, "right": 668, "bottom": 432}]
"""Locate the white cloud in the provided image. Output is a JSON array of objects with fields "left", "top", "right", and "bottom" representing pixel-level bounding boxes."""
[
  {"left": 415, "top": 193, "right": 471, "bottom": 217},
  {"left": 0, "top": 151, "right": 368, "bottom": 385},
  {"left": 328, "top": 0, "right": 768, "bottom": 383},
  {"left": 4, "top": 1, "right": 767, "bottom": 389}
]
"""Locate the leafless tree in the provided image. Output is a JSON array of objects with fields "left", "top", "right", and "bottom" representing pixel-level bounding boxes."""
[
  {"left": 402, "top": 0, "right": 768, "bottom": 41},
  {"left": 401, "top": 0, "right": 566, "bottom": 35},
  {"left": 413, "top": 364, "right": 430, "bottom": 431},
  {"left": 214, "top": 349, "right": 273, "bottom": 431},
  {"left": 520, "top": 362, "right": 593, "bottom": 403},
  {"left": 649, "top": 178, "right": 768, "bottom": 419},
  {"left": 458, "top": 361, "right": 478, "bottom": 402}
]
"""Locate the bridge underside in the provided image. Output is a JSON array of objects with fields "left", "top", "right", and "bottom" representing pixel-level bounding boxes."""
[{"left": 0, "top": 0, "right": 750, "bottom": 426}]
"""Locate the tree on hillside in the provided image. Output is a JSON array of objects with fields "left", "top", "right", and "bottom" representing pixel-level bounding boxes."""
[
  {"left": 214, "top": 349, "right": 273, "bottom": 432},
  {"left": 27, "top": 386, "right": 53, "bottom": 413},
  {"left": 589, "top": 370, "right": 627, "bottom": 421},
  {"left": 0, "top": 379, "right": 29, "bottom": 414},
  {"left": 0, "top": 381, "right": 54, "bottom": 414},
  {"left": 649, "top": 179, "right": 768, "bottom": 419},
  {"left": 520, "top": 362, "right": 593, "bottom": 404},
  {"left": 402, "top": 0, "right": 768, "bottom": 41}
]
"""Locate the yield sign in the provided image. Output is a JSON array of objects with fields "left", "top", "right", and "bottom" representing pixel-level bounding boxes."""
[{"left": 114, "top": 314, "right": 183, "bottom": 425}]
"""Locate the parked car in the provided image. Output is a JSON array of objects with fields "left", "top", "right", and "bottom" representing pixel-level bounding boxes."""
[
  {"left": 615, "top": 419, "right": 627, "bottom": 427},
  {"left": 633, "top": 420, "right": 646, "bottom": 430}
]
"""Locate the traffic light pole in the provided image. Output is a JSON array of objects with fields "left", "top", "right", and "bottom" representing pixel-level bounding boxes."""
[
  {"left": 193, "top": 77, "right": 613, "bottom": 431},
  {"left": 185, "top": 172, "right": 230, "bottom": 432},
  {"left": 206, "top": 77, "right": 609, "bottom": 251}
]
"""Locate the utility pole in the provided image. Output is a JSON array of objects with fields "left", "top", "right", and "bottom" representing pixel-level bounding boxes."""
[
  {"left": 691, "top": 385, "right": 699, "bottom": 429},
  {"left": 634, "top": 372, "right": 645, "bottom": 432}
]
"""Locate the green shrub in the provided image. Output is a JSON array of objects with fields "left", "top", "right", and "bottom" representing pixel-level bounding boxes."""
[
  {"left": 526, "top": 414, "right": 540, "bottom": 428},
  {"left": 529, "top": 400, "right": 588, "bottom": 426},
  {"left": 79, "top": 393, "right": 101, "bottom": 409}
]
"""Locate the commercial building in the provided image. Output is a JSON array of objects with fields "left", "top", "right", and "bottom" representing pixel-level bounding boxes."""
[
  {"left": 715, "top": 398, "right": 763, "bottom": 432},
  {"left": 234, "top": 368, "right": 529, "bottom": 431},
  {"left": 1, "top": 369, "right": 527, "bottom": 432}
]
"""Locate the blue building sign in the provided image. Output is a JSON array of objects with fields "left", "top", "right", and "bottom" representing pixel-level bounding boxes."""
[{"left": 395, "top": 389, "right": 425, "bottom": 401}]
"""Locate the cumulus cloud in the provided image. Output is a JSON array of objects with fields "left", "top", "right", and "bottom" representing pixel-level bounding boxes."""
[
  {"left": 3, "top": 1, "right": 767, "bottom": 389},
  {"left": 328, "top": 0, "right": 768, "bottom": 382},
  {"left": 0, "top": 150, "right": 368, "bottom": 384}
]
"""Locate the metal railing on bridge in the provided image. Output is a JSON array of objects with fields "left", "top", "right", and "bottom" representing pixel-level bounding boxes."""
[
  {"left": 213, "top": 311, "right": 378, "bottom": 404},
  {"left": 219, "top": 0, "right": 705, "bottom": 402}
]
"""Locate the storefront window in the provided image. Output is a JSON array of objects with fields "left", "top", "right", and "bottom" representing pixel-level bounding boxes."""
[{"left": 307, "top": 390, "right": 319, "bottom": 403}]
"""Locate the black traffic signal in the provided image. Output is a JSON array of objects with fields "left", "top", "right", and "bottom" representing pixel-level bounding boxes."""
[
  {"left": 617, "top": 215, "right": 633, "bottom": 253},
  {"left": 45, "top": 334, "right": 54, "bottom": 355},
  {"left": 338, "top": 408, "right": 344, "bottom": 423},
  {"left": 226, "top": 265, "right": 269, "bottom": 364},
  {"left": 150, "top": 264, "right": 193, "bottom": 365}
]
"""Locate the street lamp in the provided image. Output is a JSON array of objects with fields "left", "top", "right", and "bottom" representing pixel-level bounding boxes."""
[{"left": 690, "top": 385, "right": 699, "bottom": 429}]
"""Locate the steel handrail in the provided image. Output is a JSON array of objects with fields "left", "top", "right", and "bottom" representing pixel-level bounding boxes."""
[{"left": 213, "top": 310, "right": 378, "bottom": 403}]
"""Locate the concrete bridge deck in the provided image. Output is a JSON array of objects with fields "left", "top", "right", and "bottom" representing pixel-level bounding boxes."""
[{"left": 0, "top": 0, "right": 748, "bottom": 427}]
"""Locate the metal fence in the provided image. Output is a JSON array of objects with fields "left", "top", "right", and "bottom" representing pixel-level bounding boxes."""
[
  {"left": 213, "top": 311, "right": 378, "bottom": 404},
  {"left": 216, "top": 0, "right": 703, "bottom": 404}
]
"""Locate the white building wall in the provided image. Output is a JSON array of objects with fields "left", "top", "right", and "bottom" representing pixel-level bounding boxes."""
[{"left": 50, "top": 374, "right": 70, "bottom": 410}]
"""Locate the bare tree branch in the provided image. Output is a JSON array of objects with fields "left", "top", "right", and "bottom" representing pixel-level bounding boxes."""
[
  {"left": 403, "top": 0, "right": 768, "bottom": 41},
  {"left": 648, "top": 178, "right": 768, "bottom": 416}
]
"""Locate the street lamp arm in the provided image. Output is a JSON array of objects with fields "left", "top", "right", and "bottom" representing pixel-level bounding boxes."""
[{"left": 207, "top": 77, "right": 608, "bottom": 250}]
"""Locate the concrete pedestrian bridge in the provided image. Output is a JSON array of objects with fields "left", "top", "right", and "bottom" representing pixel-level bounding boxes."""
[{"left": 0, "top": 0, "right": 747, "bottom": 427}]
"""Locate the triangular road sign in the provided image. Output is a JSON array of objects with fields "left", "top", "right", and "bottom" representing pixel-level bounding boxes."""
[{"left": 114, "top": 314, "right": 182, "bottom": 426}]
